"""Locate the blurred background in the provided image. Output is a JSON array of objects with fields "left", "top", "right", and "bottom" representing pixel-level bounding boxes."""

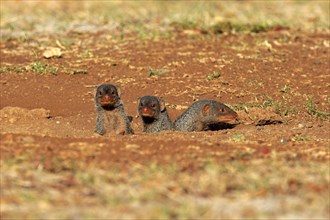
[{"left": 1, "top": 1, "right": 329, "bottom": 39}]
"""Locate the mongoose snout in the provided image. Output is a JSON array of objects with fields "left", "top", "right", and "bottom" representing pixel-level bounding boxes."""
[
  {"left": 137, "top": 96, "right": 173, "bottom": 133},
  {"left": 205, "top": 104, "right": 238, "bottom": 122},
  {"left": 96, "top": 84, "right": 119, "bottom": 107},
  {"left": 138, "top": 97, "right": 159, "bottom": 118}
]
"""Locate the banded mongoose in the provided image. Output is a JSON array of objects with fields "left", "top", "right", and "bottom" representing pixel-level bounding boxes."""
[
  {"left": 95, "top": 84, "right": 134, "bottom": 135},
  {"left": 137, "top": 96, "right": 173, "bottom": 133},
  {"left": 173, "top": 99, "right": 238, "bottom": 132}
]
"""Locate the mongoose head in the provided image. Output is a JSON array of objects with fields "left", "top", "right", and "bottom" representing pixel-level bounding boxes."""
[
  {"left": 138, "top": 96, "right": 165, "bottom": 119},
  {"left": 202, "top": 101, "right": 238, "bottom": 122},
  {"left": 95, "top": 84, "right": 121, "bottom": 108}
]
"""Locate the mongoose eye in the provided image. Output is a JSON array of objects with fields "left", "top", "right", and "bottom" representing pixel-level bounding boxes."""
[
  {"left": 151, "top": 103, "right": 156, "bottom": 108},
  {"left": 219, "top": 108, "right": 225, "bottom": 113},
  {"left": 111, "top": 90, "right": 115, "bottom": 95},
  {"left": 98, "top": 91, "right": 102, "bottom": 95}
]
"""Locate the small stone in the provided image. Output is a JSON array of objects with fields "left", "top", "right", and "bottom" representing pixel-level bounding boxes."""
[
  {"left": 9, "top": 118, "right": 17, "bottom": 123},
  {"left": 306, "top": 124, "right": 313, "bottom": 128},
  {"left": 280, "top": 138, "right": 288, "bottom": 144},
  {"left": 125, "top": 144, "right": 140, "bottom": 149},
  {"left": 43, "top": 47, "right": 62, "bottom": 59}
]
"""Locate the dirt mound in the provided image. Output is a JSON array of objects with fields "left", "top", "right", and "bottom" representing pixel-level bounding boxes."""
[
  {"left": 0, "top": 107, "right": 95, "bottom": 138},
  {"left": 237, "top": 107, "right": 283, "bottom": 125},
  {"left": 0, "top": 106, "right": 50, "bottom": 120}
]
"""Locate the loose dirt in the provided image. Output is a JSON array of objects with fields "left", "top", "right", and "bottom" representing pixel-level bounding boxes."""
[
  {"left": 1, "top": 30, "right": 329, "bottom": 218},
  {"left": 1, "top": 31, "right": 329, "bottom": 141}
]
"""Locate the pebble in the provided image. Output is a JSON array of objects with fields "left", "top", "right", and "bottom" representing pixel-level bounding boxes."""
[
  {"left": 125, "top": 144, "right": 140, "bottom": 149},
  {"left": 256, "top": 126, "right": 263, "bottom": 131},
  {"left": 297, "top": 123, "right": 313, "bottom": 129},
  {"left": 9, "top": 118, "right": 17, "bottom": 123},
  {"left": 280, "top": 138, "right": 289, "bottom": 144}
]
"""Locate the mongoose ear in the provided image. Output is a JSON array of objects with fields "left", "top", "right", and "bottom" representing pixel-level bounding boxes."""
[
  {"left": 202, "top": 104, "right": 210, "bottom": 116},
  {"left": 137, "top": 97, "right": 141, "bottom": 105},
  {"left": 116, "top": 87, "right": 121, "bottom": 97},
  {"left": 159, "top": 98, "right": 166, "bottom": 112}
]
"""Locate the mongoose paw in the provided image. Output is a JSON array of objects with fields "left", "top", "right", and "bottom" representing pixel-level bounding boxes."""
[
  {"left": 116, "top": 130, "right": 126, "bottom": 135},
  {"left": 95, "top": 128, "right": 105, "bottom": 135}
]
